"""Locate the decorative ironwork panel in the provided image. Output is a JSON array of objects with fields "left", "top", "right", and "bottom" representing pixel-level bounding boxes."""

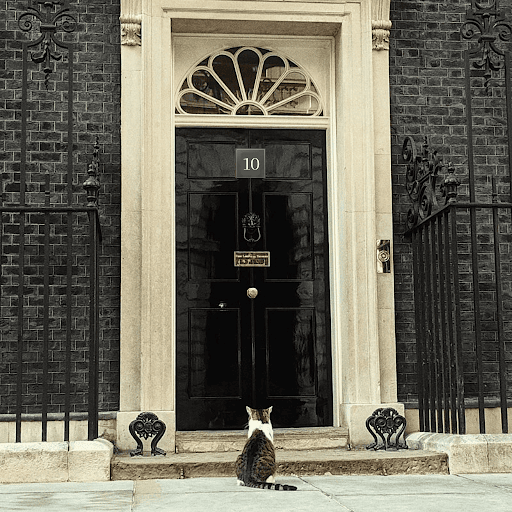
[
  {"left": 129, "top": 412, "right": 167, "bottom": 456},
  {"left": 18, "top": 0, "right": 77, "bottom": 89},
  {"left": 366, "top": 408, "right": 407, "bottom": 451},
  {"left": 402, "top": 136, "right": 458, "bottom": 230},
  {"left": 461, "top": 0, "right": 512, "bottom": 88}
]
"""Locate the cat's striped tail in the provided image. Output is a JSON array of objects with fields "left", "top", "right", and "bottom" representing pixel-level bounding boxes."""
[{"left": 239, "top": 480, "right": 297, "bottom": 491}]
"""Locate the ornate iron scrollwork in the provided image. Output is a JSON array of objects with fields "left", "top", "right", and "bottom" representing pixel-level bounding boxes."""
[
  {"left": 403, "top": 136, "right": 443, "bottom": 229},
  {"left": 129, "top": 412, "right": 167, "bottom": 456},
  {"left": 403, "top": 136, "right": 461, "bottom": 231},
  {"left": 83, "top": 137, "right": 101, "bottom": 208},
  {"left": 461, "top": 0, "right": 512, "bottom": 89},
  {"left": 242, "top": 212, "right": 261, "bottom": 244},
  {"left": 18, "top": 0, "right": 77, "bottom": 89},
  {"left": 366, "top": 408, "right": 407, "bottom": 451}
]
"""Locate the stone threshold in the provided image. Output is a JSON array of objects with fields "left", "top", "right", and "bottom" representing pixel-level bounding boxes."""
[
  {"left": 176, "top": 427, "right": 349, "bottom": 453},
  {"left": 111, "top": 449, "right": 448, "bottom": 480}
]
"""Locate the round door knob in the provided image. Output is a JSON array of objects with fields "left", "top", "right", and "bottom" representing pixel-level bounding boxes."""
[{"left": 247, "top": 287, "right": 258, "bottom": 299}]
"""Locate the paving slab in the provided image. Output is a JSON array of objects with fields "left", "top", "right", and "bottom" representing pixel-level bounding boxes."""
[
  {"left": 0, "top": 480, "right": 134, "bottom": 494},
  {"left": 0, "top": 488, "right": 134, "bottom": 512},
  {"left": 3, "top": 474, "right": 512, "bottom": 512},
  {"left": 335, "top": 493, "right": 512, "bottom": 512},
  {"left": 133, "top": 475, "right": 311, "bottom": 494},
  {"left": 132, "top": 487, "right": 348, "bottom": 512},
  {"left": 303, "top": 474, "right": 490, "bottom": 496},
  {"left": 458, "top": 473, "right": 512, "bottom": 489}
]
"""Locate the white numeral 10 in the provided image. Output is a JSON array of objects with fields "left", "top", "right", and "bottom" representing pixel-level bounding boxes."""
[{"left": 243, "top": 158, "right": 260, "bottom": 171}]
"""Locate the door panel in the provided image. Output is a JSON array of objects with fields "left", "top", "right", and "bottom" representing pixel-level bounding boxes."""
[
  {"left": 264, "top": 193, "right": 314, "bottom": 280},
  {"left": 188, "top": 193, "right": 238, "bottom": 280},
  {"left": 176, "top": 128, "right": 332, "bottom": 430},
  {"left": 189, "top": 308, "right": 241, "bottom": 398}
]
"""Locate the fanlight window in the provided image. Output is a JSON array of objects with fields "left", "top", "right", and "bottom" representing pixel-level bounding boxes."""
[{"left": 176, "top": 47, "right": 323, "bottom": 117}]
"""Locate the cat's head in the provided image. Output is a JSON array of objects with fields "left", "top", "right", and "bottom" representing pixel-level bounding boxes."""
[
  {"left": 245, "top": 406, "right": 273, "bottom": 440},
  {"left": 246, "top": 406, "right": 273, "bottom": 424}
]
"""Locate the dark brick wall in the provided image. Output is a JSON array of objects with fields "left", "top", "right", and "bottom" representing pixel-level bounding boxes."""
[
  {"left": 2, "top": 0, "right": 511, "bottom": 415},
  {"left": 390, "top": 0, "right": 512, "bottom": 405},
  {"left": 0, "top": 0, "right": 121, "bottom": 414}
]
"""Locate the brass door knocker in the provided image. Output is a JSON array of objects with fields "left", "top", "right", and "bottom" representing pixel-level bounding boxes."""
[{"left": 242, "top": 212, "right": 261, "bottom": 244}]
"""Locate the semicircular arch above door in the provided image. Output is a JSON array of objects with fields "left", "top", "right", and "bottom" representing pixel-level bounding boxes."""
[{"left": 176, "top": 46, "right": 324, "bottom": 117}]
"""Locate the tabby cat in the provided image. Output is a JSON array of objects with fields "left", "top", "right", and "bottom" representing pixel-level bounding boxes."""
[{"left": 235, "top": 406, "right": 297, "bottom": 491}]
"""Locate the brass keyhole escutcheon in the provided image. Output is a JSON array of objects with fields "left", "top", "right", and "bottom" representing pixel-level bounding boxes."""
[{"left": 247, "top": 287, "right": 258, "bottom": 299}]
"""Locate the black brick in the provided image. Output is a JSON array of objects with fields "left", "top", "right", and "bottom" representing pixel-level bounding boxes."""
[{"left": 0, "top": 0, "right": 121, "bottom": 415}]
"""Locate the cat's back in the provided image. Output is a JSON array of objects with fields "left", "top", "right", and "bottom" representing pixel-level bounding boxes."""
[
  {"left": 244, "top": 428, "right": 275, "bottom": 456},
  {"left": 236, "top": 428, "right": 274, "bottom": 472}
]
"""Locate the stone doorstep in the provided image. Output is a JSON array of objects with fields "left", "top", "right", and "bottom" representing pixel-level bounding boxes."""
[
  {"left": 111, "top": 449, "right": 448, "bottom": 481},
  {"left": 175, "top": 427, "right": 349, "bottom": 453}
]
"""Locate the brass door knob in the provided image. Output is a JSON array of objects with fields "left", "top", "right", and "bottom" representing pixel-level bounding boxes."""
[{"left": 247, "top": 287, "right": 258, "bottom": 299}]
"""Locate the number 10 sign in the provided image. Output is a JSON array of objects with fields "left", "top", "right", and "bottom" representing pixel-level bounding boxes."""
[{"left": 236, "top": 149, "right": 265, "bottom": 178}]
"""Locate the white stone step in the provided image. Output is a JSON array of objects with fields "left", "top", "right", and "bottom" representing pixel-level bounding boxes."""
[{"left": 175, "top": 427, "right": 349, "bottom": 453}]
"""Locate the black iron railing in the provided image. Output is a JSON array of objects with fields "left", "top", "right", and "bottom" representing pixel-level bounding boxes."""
[
  {"left": 0, "top": 1, "right": 102, "bottom": 442},
  {"left": 0, "top": 204, "right": 101, "bottom": 442},
  {"left": 407, "top": 199, "right": 512, "bottom": 434},
  {"left": 404, "top": 0, "right": 512, "bottom": 435}
]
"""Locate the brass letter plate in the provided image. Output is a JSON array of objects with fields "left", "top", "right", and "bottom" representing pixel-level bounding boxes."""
[{"left": 234, "top": 251, "right": 270, "bottom": 267}]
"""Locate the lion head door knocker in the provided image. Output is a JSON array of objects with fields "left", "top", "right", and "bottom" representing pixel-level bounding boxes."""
[{"left": 242, "top": 212, "right": 261, "bottom": 245}]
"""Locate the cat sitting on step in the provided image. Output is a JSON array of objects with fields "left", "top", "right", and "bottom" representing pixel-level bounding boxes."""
[{"left": 235, "top": 406, "right": 297, "bottom": 491}]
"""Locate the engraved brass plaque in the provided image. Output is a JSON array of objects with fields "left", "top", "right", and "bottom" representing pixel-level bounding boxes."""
[{"left": 234, "top": 251, "right": 270, "bottom": 267}]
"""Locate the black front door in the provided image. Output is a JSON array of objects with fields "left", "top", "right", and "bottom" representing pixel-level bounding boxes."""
[{"left": 176, "top": 128, "right": 332, "bottom": 429}]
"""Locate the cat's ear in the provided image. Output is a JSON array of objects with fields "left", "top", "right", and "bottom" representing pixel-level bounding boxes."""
[
  {"left": 246, "top": 406, "right": 252, "bottom": 416},
  {"left": 268, "top": 406, "right": 273, "bottom": 415}
]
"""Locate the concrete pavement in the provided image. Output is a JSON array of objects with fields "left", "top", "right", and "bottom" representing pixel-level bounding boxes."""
[{"left": 2, "top": 474, "right": 512, "bottom": 511}]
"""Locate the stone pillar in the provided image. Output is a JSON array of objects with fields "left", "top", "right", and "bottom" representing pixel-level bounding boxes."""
[
  {"left": 371, "top": 0, "right": 399, "bottom": 408},
  {"left": 117, "top": 0, "right": 176, "bottom": 453},
  {"left": 337, "top": 0, "right": 402, "bottom": 447}
]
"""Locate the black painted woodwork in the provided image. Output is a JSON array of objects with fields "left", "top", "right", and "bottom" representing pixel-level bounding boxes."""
[{"left": 176, "top": 128, "right": 332, "bottom": 430}]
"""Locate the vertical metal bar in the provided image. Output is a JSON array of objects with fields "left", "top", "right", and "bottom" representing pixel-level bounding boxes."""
[
  {"left": 444, "top": 209, "right": 458, "bottom": 433},
  {"left": 505, "top": 52, "right": 512, "bottom": 204},
  {"left": 465, "top": 48, "right": 485, "bottom": 432},
  {"left": 492, "top": 182, "right": 508, "bottom": 433},
  {"left": 424, "top": 222, "right": 437, "bottom": 431},
  {"left": 430, "top": 218, "right": 443, "bottom": 432},
  {"left": 64, "top": 43, "right": 74, "bottom": 442},
  {"left": 465, "top": 48, "right": 485, "bottom": 431},
  {"left": 412, "top": 230, "right": 426, "bottom": 431},
  {"left": 88, "top": 211, "right": 99, "bottom": 440},
  {"left": 16, "top": 42, "right": 30, "bottom": 444},
  {"left": 417, "top": 226, "right": 430, "bottom": 431},
  {"left": 16, "top": 213, "right": 24, "bottom": 443},
  {"left": 465, "top": 51, "right": 476, "bottom": 203},
  {"left": 469, "top": 206, "right": 485, "bottom": 433},
  {"left": 437, "top": 214, "right": 450, "bottom": 432},
  {"left": 451, "top": 207, "right": 466, "bottom": 433},
  {"left": 64, "top": 211, "right": 72, "bottom": 442},
  {"left": 42, "top": 172, "right": 51, "bottom": 441},
  {"left": 67, "top": 45, "right": 74, "bottom": 207}
]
